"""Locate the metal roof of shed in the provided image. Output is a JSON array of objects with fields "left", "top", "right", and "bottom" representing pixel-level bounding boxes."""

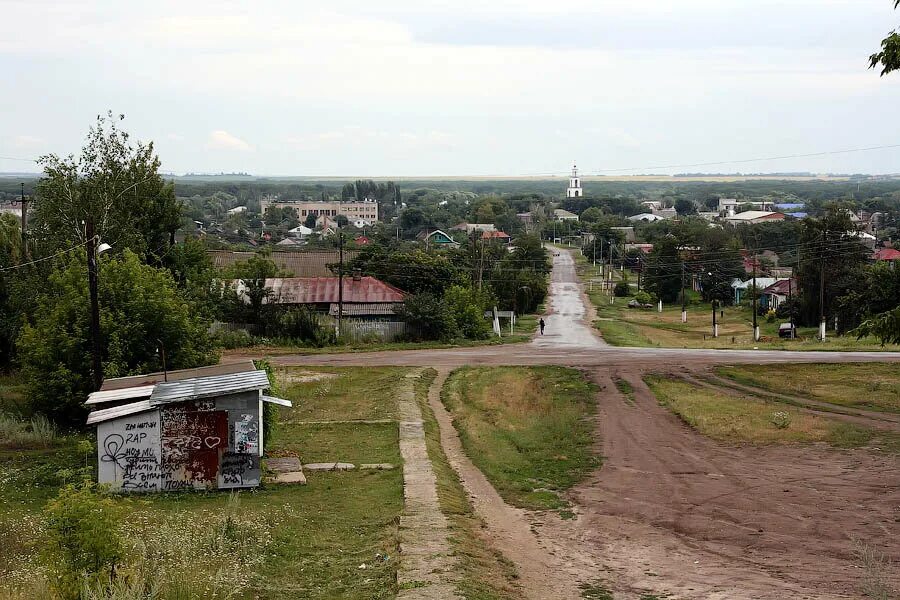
[
  {"left": 86, "top": 385, "right": 155, "bottom": 406},
  {"left": 98, "top": 360, "right": 257, "bottom": 391},
  {"left": 148, "top": 370, "right": 271, "bottom": 406},
  {"left": 86, "top": 400, "right": 154, "bottom": 425}
]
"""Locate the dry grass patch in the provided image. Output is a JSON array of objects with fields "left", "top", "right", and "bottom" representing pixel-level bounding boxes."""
[
  {"left": 646, "top": 376, "right": 900, "bottom": 451},
  {"left": 716, "top": 363, "right": 900, "bottom": 414}
]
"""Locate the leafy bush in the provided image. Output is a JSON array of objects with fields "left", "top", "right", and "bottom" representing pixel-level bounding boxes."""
[
  {"left": 43, "top": 484, "right": 124, "bottom": 599},
  {"left": 770, "top": 411, "right": 792, "bottom": 429},
  {"left": 765, "top": 309, "right": 777, "bottom": 323},
  {"left": 212, "top": 328, "right": 255, "bottom": 349},
  {"left": 268, "top": 306, "right": 335, "bottom": 347},
  {"left": 613, "top": 282, "right": 630, "bottom": 297},
  {"left": 398, "top": 293, "right": 457, "bottom": 341},
  {"left": 444, "top": 285, "right": 491, "bottom": 340},
  {"left": 633, "top": 290, "right": 653, "bottom": 305}
]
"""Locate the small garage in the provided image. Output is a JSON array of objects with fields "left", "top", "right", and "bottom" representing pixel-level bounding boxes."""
[{"left": 85, "top": 361, "right": 291, "bottom": 492}]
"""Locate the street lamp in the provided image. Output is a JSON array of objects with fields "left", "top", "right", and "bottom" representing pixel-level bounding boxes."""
[{"left": 86, "top": 218, "right": 112, "bottom": 391}]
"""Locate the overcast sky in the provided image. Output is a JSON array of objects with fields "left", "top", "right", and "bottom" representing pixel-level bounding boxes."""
[{"left": 2, "top": 0, "right": 899, "bottom": 176}]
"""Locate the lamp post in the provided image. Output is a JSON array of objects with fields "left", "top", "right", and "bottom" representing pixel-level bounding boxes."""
[{"left": 85, "top": 218, "right": 111, "bottom": 391}]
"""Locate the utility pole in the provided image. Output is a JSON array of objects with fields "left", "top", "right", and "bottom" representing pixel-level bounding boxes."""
[
  {"left": 819, "top": 231, "right": 826, "bottom": 341},
  {"left": 20, "top": 183, "right": 28, "bottom": 260},
  {"left": 337, "top": 225, "right": 344, "bottom": 337},
  {"left": 680, "top": 261, "right": 687, "bottom": 323},
  {"left": 712, "top": 299, "right": 718, "bottom": 338},
  {"left": 788, "top": 277, "right": 795, "bottom": 339},
  {"left": 752, "top": 256, "right": 759, "bottom": 342},
  {"left": 85, "top": 218, "right": 103, "bottom": 391},
  {"left": 592, "top": 235, "right": 596, "bottom": 269}
]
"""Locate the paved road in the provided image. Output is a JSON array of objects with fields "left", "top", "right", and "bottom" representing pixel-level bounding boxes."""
[{"left": 263, "top": 250, "right": 900, "bottom": 366}]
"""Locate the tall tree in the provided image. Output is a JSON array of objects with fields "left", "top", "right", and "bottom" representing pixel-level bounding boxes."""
[
  {"left": 870, "top": 1, "right": 900, "bottom": 76},
  {"left": 32, "top": 112, "right": 181, "bottom": 262}
]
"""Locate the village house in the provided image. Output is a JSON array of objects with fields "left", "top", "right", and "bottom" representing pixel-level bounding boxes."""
[
  {"left": 553, "top": 208, "right": 579, "bottom": 222},
  {"left": 725, "top": 211, "right": 786, "bottom": 225},
  {"left": 731, "top": 277, "right": 780, "bottom": 305},
  {"left": 233, "top": 274, "right": 409, "bottom": 340},
  {"left": 761, "top": 278, "right": 796, "bottom": 311},
  {"left": 417, "top": 229, "right": 461, "bottom": 249},
  {"left": 86, "top": 361, "right": 291, "bottom": 493},
  {"left": 481, "top": 230, "right": 512, "bottom": 244}
]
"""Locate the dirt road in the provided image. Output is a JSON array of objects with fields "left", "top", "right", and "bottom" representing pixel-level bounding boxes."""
[{"left": 543, "top": 369, "right": 900, "bottom": 598}]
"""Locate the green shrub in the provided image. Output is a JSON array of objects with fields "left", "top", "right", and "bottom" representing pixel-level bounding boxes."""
[
  {"left": 633, "top": 291, "right": 652, "bottom": 305},
  {"left": 212, "top": 328, "right": 255, "bottom": 349},
  {"left": 0, "top": 412, "right": 58, "bottom": 449},
  {"left": 43, "top": 484, "right": 124, "bottom": 599},
  {"left": 268, "top": 307, "right": 335, "bottom": 347},
  {"left": 398, "top": 293, "right": 457, "bottom": 341},
  {"left": 613, "top": 282, "right": 630, "bottom": 297},
  {"left": 444, "top": 285, "right": 491, "bottom": 340}
]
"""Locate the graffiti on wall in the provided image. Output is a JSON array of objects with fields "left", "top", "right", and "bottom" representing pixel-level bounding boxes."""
[
  {"left": 99, "top": 399, "right": 262, "bottom": 492},
  {"left": 100, "top": 416, "right": 162, "bottom": 491}
]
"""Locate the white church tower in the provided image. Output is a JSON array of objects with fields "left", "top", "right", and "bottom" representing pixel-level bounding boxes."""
[{"left": 566, "top": 163, "right": 583, "bottom": 198}]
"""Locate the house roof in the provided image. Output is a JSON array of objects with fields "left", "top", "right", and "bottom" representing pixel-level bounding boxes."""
[
  {"left": 481, "top": 230, "right": 511, "bottom": 240},
  {"left": 873, "top": 248, "right": 900, "bottom": 261},
  {"left": 725, "top": 211, "right": 785, "bottom": 222},
  {"left": 96, "top": 361, "right": 257, "bottom": 393},
  {"left": 761, "top": 279, "right": 795, "bottom": 295},
  {"left": 417, "top": 229, "right": 456, "bottom": 243},
  {"left": 554, "top": 209, "right": 579, "bottom": 219},
  {"left": 148, "top": 370, "right": 271, "bottom": 406},
  {"left": 628, "top": 213, "right": 664, "bottom": 222},
  {"left": 208, "top": 250, "right": 360, "bottom": 277},
  {"left": 239, "top": 276, "right": 406, "bottom": 304},
  {"left": 732, "top": 277, "right": 779, "bottom": 290}
]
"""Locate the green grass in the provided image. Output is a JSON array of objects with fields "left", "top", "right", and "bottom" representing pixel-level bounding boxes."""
[
  {"left": 715, "top": 363, "right": 900, "bottom": 414},
  {"left": 276, "top": 366, "right": 405, "bottom": 422},
  {"left": 645, "top": 376, "right": 900, "bottom": 452},
  {"left": 580, "top": 581, "right": 614, "bottom": 599},
  {"left": 415, "top": 370, "right": 521, "bottom": 600},
  {"left": 0, "top": 366, "right": 407, "bottom": 599},
  {"left": 442, "top": 366, "right": 600, "bottom": 511},
  {"left": 273, "top": 421, "right": 400, "bottom": 465},
  {"left": 613, "top": 377, "right": 635, "bottom": 405}
]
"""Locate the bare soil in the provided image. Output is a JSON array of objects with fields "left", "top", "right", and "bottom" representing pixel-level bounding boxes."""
[{"left": 533, "top": 366, "right": 900, "bottom": 599}]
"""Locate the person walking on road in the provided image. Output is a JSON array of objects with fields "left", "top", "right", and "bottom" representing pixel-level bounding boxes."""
[{"left": 539, "top": 318, "right": 545, "bottom": 335}]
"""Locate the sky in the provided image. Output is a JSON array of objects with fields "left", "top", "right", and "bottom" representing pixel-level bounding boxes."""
[{"left": 1, "top": 0, "right": 900, "bottom": 177}]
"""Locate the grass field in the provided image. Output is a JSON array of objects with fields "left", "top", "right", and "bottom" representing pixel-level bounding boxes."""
[
  {"left": 573, "top": 255, "right": 900, "bottom": 352},
  {"left": 0, "top": 366, "right": 409, "bottom": 599},
  {"left": 715, "top": 363, "right": 900, "bottom": 414},
  {"left": 645, "top": 376, "right": 900, "bottom": 452},
  {"left": 441, "top": 366, "right": 600, "bottom": 511}
]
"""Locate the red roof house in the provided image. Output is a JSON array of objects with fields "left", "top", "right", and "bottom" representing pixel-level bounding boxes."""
[
  {"left": 481, "top": 230, "right": 511, "bottom": 243},
  {"left": 232, "top": 275, "right": 406, "bottom": 317},
  {"left": 872, "top": 248, "right": 900, "bottom": 261}
]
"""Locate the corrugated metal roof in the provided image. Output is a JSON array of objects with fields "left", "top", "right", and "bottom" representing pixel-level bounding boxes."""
[
  {"left": 86, "top": 385, "right": 155, "bottom": 406},
  {"left": 86, "top": 400, "right": 154, "bottom": 425},
  {"left": 328, "top": 302, "right": 400, "bottom": 317},
  {"left": 99, "top": 360, "right": 257, "bottom": 391},
  {"left": 149, "top": 370, "right": 270, "bottom": 406},
  {"left": 208, "top": 250, "right": 359, "bottom": 277},
  {"left": 262, "top": 395, "right": 293, "bottom": 407},
  {"left": 234, "top": 276, "right": 406, "bottom": 304}
]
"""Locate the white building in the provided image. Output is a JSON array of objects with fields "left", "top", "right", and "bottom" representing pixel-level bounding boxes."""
[
  {"left": 554, "top": 209, "right": 579, "bottom": 221},
  {"left": 566, "top": 163, "right": 583, "bottom": 198}
]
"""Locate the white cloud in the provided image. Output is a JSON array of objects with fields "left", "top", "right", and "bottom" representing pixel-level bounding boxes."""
[
  {"left": 208, "top": 130, "right": 252, "bottom": 152},
  {"left": 166, "top": 133, "right": 185, "bottom": 142}
]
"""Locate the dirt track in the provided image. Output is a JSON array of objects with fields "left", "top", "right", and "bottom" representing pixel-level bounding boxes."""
[{"left": 534, "top": 368, "right": 900, "bottom": 598}]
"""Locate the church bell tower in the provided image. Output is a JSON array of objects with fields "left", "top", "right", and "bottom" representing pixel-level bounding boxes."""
[{"left": 566, "top": 163, "right": 582, "bottom": 198}]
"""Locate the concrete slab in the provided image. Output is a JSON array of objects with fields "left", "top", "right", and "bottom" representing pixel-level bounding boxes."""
[{"left": 303, "top": 462, "right": 356, "bottom": 471}]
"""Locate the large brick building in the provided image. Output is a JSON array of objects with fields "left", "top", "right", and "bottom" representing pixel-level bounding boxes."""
[{"left": 260, "top": 199, "right": 378, "bottom": 225}]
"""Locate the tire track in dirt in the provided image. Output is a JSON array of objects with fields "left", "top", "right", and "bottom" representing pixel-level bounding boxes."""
[{"left": 537, "top": 366, "right": 900, "bottom": 599}]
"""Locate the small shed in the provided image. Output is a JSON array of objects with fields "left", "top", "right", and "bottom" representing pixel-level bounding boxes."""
[{"left": 85, "top": 361, "right": 291, "bottom": 493}]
